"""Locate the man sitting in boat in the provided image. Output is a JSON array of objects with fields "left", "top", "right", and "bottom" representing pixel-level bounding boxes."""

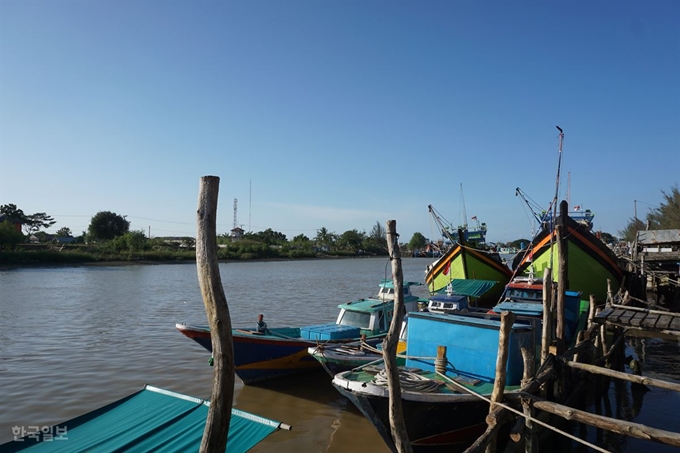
[{"left": 256, "top": 314, "right": 269, "bottom": 334}]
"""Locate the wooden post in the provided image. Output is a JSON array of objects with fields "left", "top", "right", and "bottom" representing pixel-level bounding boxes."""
[
  {"left": 485, "top": 310, "right": 516, "bottom": 453},
  {"left": 436, "top": 346, "right": 447, "bottom": 375},
  {"left": 196, "top": 176, "right": 235, "bottom": 453},
  {"left": 384, "top": 220, "right": 413, "bottom": 453},
  {"left": 555, "top": 200, "right": 569, "bottom": 352},
  {"left": 540, "top": 267, "right": 553, "bottom": 364},
  {"left": 522, "top": 398, "right": 535, "bottom": 453},
  {"left": 520, "top": 329, "right": 534, "bottom": 387},
  {"left": 458, "top": 228, "right": 469, "bottom": 279}
]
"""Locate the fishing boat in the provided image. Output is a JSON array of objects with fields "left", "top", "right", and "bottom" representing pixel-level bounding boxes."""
[
  {"left": 511, "top": 201, "right": 624, "bottom": 304},
  {"left": 307, "top": 319, "right": 408, "bottom": 377},
  {"left": 331, "top": 282, "right": 590, "bottom": 452},
  {"left": 425, "top": 279, "right": 500, "bottom": 314},
  {"left": 332, "top": 310, "right": 536, "bottom": 452},
  {"left": 511, "top": 129, "right": 624, "bottom": 304},
  {"left": 424, "top": 204, "right": 513, "bottom": 305},
  {"left": 307, "top": 279, "right": 501, "bottom": 376},
  {"left": 176, "top": 280, "right": 426, "bottom": 385},
  {"left": 0, "top": 385, "right": 290, "bottom": 453}
]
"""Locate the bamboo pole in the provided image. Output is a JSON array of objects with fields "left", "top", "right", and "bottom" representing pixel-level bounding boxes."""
[
  {"left": 384, "top": 220, "right": 413, "bottom": 453},
  {"left": 565, "top": 361, "right": 680, "bottom": 392},
  {"left": 196, "top": 176, "right": 235, "bottom": 453},
  {"left": 521, "top": 393, "right": 680, "bottom": 447}
]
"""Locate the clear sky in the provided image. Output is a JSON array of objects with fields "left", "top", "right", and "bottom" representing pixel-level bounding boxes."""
[{"left": 1, "top": 1, "right": 678, "bottom": 243}]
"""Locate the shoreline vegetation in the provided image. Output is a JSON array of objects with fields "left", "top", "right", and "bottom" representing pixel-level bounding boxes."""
[{"left": 0, "top": 242, "right": 416, "bottom": 270}]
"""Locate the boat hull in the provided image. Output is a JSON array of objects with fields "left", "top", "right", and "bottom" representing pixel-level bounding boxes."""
[
  {"left": 333, "top": 378, "right": 490, "bottom": 452},
  {"left": 176, "top": 324, "right": 382, "bottom": 385},
  {"left": 513, "top": 214, "right": 624, "bottom": 303}
]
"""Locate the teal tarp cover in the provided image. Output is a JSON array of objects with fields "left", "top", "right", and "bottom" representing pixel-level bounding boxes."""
[
  {"left": 439, "top": 279, "right": 498, "bottom": 298},
  {"left": 1, "top": 385, "right": 286, "bottom": 453}
]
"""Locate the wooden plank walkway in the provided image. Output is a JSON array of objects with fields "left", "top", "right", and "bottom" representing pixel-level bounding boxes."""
[{"left": 595, "top": 304, "right": 680, "bottom": 336}]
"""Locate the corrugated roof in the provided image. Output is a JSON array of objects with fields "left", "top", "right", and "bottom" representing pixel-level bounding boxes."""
[
  {"left": 0, "top": 385, "right": 287, "bottom": 453},
  {"left": 637, "top": 229, "right": 680, "bottom": 245}
]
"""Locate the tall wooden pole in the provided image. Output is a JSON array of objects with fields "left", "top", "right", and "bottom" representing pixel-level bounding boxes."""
[
  {"left": 384, "top": 220, "right": 413, "bottom": 453},
  {"left": 486, "top": 310, "right": 516, "bottom": 453},
  {"left": 555, "top": 200, "right": 569, "bottom": 352},
  {"left": 196, "top": 176, "right": 235, "bottom": 452}
]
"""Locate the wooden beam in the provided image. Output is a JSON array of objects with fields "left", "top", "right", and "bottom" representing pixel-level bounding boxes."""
[
  {"left": 522, "top": 393, "right": 680, "bottom": 447},
  {"left": 565, "top": 361, "right": 680, "bottom": 392}
]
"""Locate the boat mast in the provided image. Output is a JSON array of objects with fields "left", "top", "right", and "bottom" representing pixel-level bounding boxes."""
[
  {"left": 548, "top": 126, "right": 565, "bottom": 273},
  {"left": 460, "top": 183, "right": 468, "bottom": 232}
]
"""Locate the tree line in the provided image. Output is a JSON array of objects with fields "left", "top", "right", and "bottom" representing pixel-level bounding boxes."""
[{"left": 1, "top": 184, "right": 677, "bottom": 263}]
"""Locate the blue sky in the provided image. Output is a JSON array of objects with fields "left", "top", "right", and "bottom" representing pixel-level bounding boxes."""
[{"left": 1, "top": 1, "right": 678, "bottom": 243}]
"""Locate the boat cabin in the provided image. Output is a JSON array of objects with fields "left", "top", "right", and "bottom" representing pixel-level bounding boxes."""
[
  {"left": 374, "top": 279, "right": 422, "bottom": 302},
  {"left": 335, "top": 297, "right": 419, "bottom": 338}
]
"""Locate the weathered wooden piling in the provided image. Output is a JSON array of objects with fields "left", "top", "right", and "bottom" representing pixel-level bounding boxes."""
[
  {"left": 383, "top": 220, "right": 413, "bottom": 453},
  {"left": 540, "top": 268, "right": 553, "bottom": 364},
  {"left": 196, "top": 176, "right": 235, "bottom": 453}
]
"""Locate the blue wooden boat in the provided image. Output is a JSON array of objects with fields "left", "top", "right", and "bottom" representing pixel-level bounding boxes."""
[
  {"left": 307, "top": 279, "right": 500, "bottom": 377},
  {"left": 332, "top": 311, "right": 534, "bottom": 452},
  {"left": 176, "top": 280, "right": 425, "bottom": 385},
  {"left": 331, "top": 283, "right": 589, "bottom": 452},
  {"left": 0, "top": 385, "right": 290, "bottom": 453}
]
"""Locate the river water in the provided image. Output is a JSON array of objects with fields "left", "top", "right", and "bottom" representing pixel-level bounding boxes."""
[{"left": 1, "top": 258, "right": 678, "bottom": 452}]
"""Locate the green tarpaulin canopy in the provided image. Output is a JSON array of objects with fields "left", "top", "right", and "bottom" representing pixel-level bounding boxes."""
[
  {"left": 1, "top": 385, "right": 289, "bottom": 453},
  {"left": 439, "top": 279, "right": 499, "bottom": 298}
]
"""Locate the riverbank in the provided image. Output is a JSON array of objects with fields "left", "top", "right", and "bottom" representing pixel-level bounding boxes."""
[{"left": 0, "top": 251, "right": 415, "bottom": 271}]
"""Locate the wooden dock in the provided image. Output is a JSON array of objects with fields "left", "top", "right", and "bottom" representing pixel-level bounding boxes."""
[{"left": 594, "top": 303, "right": 680, "bottom": 337}]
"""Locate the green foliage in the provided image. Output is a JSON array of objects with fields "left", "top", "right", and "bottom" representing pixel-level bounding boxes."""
[
  {"left": 337, "top": 229, "right": 366, "bottom": 252},
  {"left": 1, "top": 204, "right": 56, "bottom": 236},
  {"left": 291, "top": 234, "right": 310, "bottom": 243},
  {"left": 369, "top": 221, "right": 386, "bottom": 240},
  {"left": 23, "top": 212, "right": 56, "bottom": 236},
  {"left": 647, "top": 185, "right": 680, "bottom": 229},
  {"left": 88, "top": 211, "right": 130, "bottom": 241},
  {"left": 408, "top": 232, "right": 427, "bottom": 250},
  {"left": 618, "top": 185, "right": 679, "bottom": 241},
  {"left": 244, "top": 228, "right": 287, "bottom": 245},
  {"left": 0, "top": 204, "right": 27, "bottom": 222},
  {"left": 107, "top": 230, "right": 149, "bottom": 253},
  {"left": 0, "top": 220, "right": 26, "bottom": 249},
  {"left": 314, "top": 227, "right": 337, "bottom": 248},
  {"left": 56, "top": 227, "right": 73, "bottom": 237}
]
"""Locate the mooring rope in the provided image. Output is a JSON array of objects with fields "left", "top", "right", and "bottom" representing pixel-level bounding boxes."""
[
  {"left": 372, "top": 369, "right": 440, "bottom": 393},
  {"left": 434, "top": 371, "right": 610, "bottom": 453}
]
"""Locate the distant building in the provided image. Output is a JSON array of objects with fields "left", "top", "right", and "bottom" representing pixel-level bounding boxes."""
[{"left": 230, "top": 227, "right": 245, "bottom": 240}]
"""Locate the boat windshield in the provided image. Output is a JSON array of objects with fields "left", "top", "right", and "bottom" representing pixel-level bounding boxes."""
[
  {"left": 337, "top": 310, "right": 371, "bottom": 329},
  {"left": 506, "top": 288, "right": 542, "bottom": 302}
]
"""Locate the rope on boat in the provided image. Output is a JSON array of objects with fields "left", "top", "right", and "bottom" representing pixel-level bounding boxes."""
[
  {"left": 434, "top": 371, "right": 609, "bottom": 453},
  {"left": 372, "top": 369, "right": 441, "bottom": 393},
  {"left": 358, "top": 339, "right": 436, "bottom": 361}
]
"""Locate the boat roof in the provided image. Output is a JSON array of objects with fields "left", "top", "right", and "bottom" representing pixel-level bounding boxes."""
[
  {"left": 435, "top": 279, "right": 498, "bottom": 298},
  {"left": 379, "top": 279, "right": 423, "bottom": 289},
  {"left": 337, "top": 298, "right": 396, "bottom": 312},
  {"left": 0, "top": 385, "right": 288, "bottom": 453}
]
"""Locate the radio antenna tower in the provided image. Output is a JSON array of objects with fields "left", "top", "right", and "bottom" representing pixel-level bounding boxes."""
[{"left": 233, "top": 198, "right": 238, "bottom": 230}]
